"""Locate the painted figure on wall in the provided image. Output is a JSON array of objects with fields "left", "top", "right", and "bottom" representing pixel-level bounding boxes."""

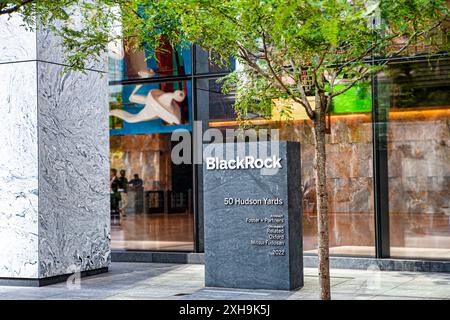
[{"left": 109, "top": 83, "right": 186, "bottom": 125}]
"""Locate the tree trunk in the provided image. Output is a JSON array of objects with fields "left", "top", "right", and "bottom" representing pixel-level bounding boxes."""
[{"left": 313, "top": 106, "right": 331, "bottom": 300}]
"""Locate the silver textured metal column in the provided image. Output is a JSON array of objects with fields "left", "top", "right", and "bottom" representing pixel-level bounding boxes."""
[{"left": 0, "top": 13, "right": 110, "bottom": 282}]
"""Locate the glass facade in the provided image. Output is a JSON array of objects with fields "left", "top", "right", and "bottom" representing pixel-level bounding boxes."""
[
  {"left": 208, "top": 85, "right": 376, "bottom": 257},
  {"left": 109, "top": 39, "right": 191, "bottom": 81},
  {"left": 109, "top": 41, "right": 449, "bottom": 260},
  {"left": 197, "top": 78, "right": 236, "bottom": 121},
  {"left": 109, "top": 133, "right": 194, "bottom": 251},
  {"left": 108, "top": 42, "right": 231, "bottom": 252},
  {"left": 109, "top": 81, "right": 193, "bottom": 135},
  {"left": 380, "top": 58, "right": 450, "bottom": 259},
  {"left": 273, "top": 113, "right": 376, "bottom": 257}
]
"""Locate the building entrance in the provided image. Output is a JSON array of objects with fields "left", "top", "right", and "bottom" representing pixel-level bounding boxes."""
[{"left": 110, "top": 133, "right": 194, "bottom": 251}]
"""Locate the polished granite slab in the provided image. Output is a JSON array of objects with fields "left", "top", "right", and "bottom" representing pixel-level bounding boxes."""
[{"left": 203, "top": 141, "right": 303, "bottom": 290}]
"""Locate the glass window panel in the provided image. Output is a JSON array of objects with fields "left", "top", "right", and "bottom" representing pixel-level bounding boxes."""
[
  {"left": 279, "top": 113, "right": 375, "bottom": 257},
  {"left": 109, "top": 81, "right": 193, "bottom": 135},
  {"left": 195, "top": 46, "right": 235, "bottom": 75},
  {"left": 109, "top": 80, "right": 194, "bottom": 252},
  {"left": 109, "top": 40, "right": 192, "bottom": 81},
  {"left": 208, "top": 89, "right": 376, "bottom": 257},
  {"left": 380, "top": 58, "right": 450, "bottom": 260},
  {"left": 197, "top": 78, "right": 236, "bottom": 122},
  {"left": 109, "top": 133, "right": 194, "bottom": 252}
]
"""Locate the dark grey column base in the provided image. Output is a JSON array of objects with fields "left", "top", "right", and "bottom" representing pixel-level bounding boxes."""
[
  {"left": 112, "top": 250, "right": 204, "bottom": 264},
  {"left": 0, "top": 267, "right": 109, "bottom": 287},
  {"left": 304, "top": 255, "right": 450, "bottom": 273},
  {"left": 112, "top": 250, "right": 450, "bottom": 273}
]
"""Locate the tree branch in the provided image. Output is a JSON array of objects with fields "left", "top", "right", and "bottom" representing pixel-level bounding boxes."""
[
  {"left": 335, "top": 41, "right": 379, "bottom": 74},
  {"left": 313, "top": 45, "right": 330, "bottom": 90},
  {"left": 238, "top": 47, "right": 315, "bottom": 120},
  {"left": 330, "top": 69, "right": 371, "bottom": 98},
  {"left": 207, "top": 5, "right": 244, "bottom": 29},
  {"left": 314, "top": 47, "right": 329, "bottom": 73},
  {"left": 237, "top": 45, "right": 276, "bottom": 84},
  {"left": 386, "top": 20, "right": 444, "bottom": 58},
  {"left": 330, "top": 19, "right": 446, "bottom": 100},
  {"left": 325, "top": 71, "right": 337, "bottom": 113},
  {"left": 261, "top": 32, "right": 315, "bottom": 119},
  {"left": 261, "top": 34, "right": 293, "bottom": 96},
  {"left": 290, "top": 60, "right": 315, "bottom": 117},
  {"left": 335, "top": 19, "right": 445, "bottom": 77},
  {"left": 0, "top": 0, "right": 34, "bottom": 15}
]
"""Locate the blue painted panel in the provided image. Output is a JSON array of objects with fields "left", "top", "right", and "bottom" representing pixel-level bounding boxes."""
[
  {"left": 110, "top": 80, "right": 192, "bottom": 136},
  {"left": 109, "top": 40, "right": 195, "bottom": 136}
]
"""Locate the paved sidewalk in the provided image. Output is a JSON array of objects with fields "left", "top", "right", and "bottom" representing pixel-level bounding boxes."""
[{"left": 0, "top": 262, "right": 449, "bottom": 300}]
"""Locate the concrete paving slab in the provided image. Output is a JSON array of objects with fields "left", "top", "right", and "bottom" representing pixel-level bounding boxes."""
[{"left": 0, "top": 262, "right": 448, "bottom": 300}]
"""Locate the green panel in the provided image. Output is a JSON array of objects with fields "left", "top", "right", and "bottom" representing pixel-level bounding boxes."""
[{"left": 332, "top": 82, "right": 372, "bottom": 114}]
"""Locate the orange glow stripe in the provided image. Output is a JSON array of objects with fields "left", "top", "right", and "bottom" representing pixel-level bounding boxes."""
[
  {"left": 209, "top": 107, "right": 450, "bottom": 127},
  {"left": 389, "top": 108, "right": 450, "bottom": 120}
]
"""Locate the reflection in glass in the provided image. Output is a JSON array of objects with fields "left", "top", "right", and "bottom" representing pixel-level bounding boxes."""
[
  {"left": 110, "top": 85, "right": 186, "bottom": 125},
  {"left": 109, "top": 38, "right": 191, "bottom": 81},
  {"left": 109, "top": 81, "right": 192, "bottom": 135},
  {"left": 208, "top": 89, "right": 376, "bottom": 256},
  {"left": 197, "top": 78, "right": 236, "bottom": 121},
  {"left": 273, "top": 110, "right": 375, "bottom": 257},
  {"left": 382, "top": 58, "right": 450, "bottom": 259},
  {"left": 195, "top": 46, "right": 235, "bottom": 75},
  {"left": 110, "top": 133, "right": 194, "bottom": 251}
]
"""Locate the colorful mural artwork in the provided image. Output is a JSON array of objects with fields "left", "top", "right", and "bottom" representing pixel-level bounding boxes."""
[{"left": 109, "top": 40, "right": 193, "bottom": 135}]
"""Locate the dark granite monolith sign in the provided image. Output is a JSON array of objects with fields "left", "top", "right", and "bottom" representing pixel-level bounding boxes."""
[{"left": 203, "top": 141, "right": 303, "bottom": 290}]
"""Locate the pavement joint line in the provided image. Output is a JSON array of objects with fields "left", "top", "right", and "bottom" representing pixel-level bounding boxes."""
[
  {"left": 305, "top": 275, "right": 354, "bottom": 280},
  {"left": 370, "top": 275, "right": 419, "bottom": 299},
  {"left": 2, "top": 263, "right": 449, "bottom": 300},
  {"left": 331, "top": 278, "right": 354, "bottom": 287}
]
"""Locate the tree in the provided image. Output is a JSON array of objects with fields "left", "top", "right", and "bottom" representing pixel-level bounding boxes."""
[
  {"left": 116, "top": 0, "right": 449, "bottom": 300},
  {"left": 0, "top": 0, "right": 117, "bottom": 69},
  {"left": 3, "top": 0, "right": 448, "bottom": 300}
]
